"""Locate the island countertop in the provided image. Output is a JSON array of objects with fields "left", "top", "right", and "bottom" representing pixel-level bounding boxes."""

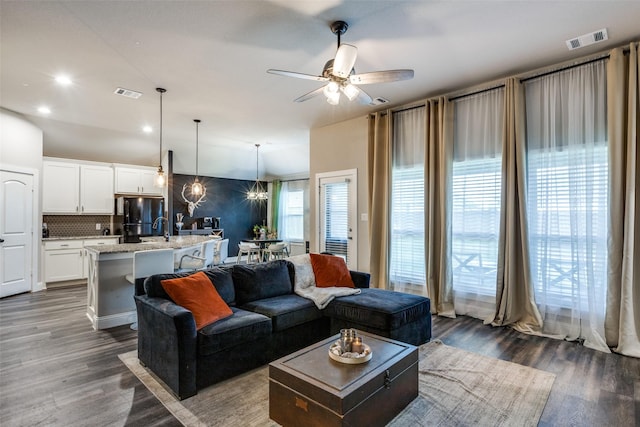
[{"left": 84, "top": 235, "right": 216, "bottom": 254}]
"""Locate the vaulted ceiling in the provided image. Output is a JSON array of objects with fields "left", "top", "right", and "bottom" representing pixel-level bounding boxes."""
[{"left": 2, "top": 1, "right": 639, "bottom": 180}]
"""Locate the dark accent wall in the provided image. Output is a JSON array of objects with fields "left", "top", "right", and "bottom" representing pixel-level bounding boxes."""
[{"left": 170, "top": 174, "right": 267, "bottom": 256}]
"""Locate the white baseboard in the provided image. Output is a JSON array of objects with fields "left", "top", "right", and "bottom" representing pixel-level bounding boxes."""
[{"left": 86, "top": 310, "right": 137, "bottom": 330}]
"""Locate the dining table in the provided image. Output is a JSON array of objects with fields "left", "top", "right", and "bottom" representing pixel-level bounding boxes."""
[{"left": 241, "top": 238, "right": 283, "bottom": 262}]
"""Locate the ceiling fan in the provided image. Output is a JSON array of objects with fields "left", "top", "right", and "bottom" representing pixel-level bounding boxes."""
[{"left": 267, "top": 20, "right": 414, "bottom": 105}]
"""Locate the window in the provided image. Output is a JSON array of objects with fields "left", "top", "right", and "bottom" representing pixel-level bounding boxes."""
[
  {"left": 451, "top": 89, "right": 503, "bottom": 301},
  {"left": 524, "top": 60, "right": 608, "bottom": 344},
  {"left": 390, "top": 107, "right": 426, "bottom": 288},
  {"left": 278, "top": 180, "right": 307, "bottom": 242}
]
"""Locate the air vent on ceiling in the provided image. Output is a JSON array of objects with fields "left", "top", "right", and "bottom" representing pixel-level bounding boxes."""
[
  {"left": 114, "top": 87, "right": 143, "bottom": 99},
  {"left": 566, "top": 28, "right": 608, "bottom": 51},
  {"left": 370, "top": 97, "right": 390, "bottom": 106}
]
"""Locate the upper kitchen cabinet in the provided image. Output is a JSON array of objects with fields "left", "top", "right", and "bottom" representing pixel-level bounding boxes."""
[
  {"left": 42, "top": 160, "right": 114, "bottom": 214},
  {"left": 114, "top": 166, "right": 162, "bottom": 196}
]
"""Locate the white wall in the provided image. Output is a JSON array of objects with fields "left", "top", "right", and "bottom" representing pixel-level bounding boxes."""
[
  {"left": 0, "top": 108, "right": 44, "bottom": 290},
  {"left": 1, "top": 108, "right": 43, "bottom": 169},
  {"left": 309, "top": 115, "right": 370, "bottom": 273}
]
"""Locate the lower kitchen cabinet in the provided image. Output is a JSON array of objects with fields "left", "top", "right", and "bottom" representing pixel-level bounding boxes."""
[
  {"left": 43, "top": 240, "right": 84, "bottom": 282},
  {"left": 43, "top": 238, "right": 119, "bottom": 283}
]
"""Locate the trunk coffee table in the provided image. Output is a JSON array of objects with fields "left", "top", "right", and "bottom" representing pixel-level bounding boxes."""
[{"left": 269, "top": 330, "right": 418, "bottom": 427}]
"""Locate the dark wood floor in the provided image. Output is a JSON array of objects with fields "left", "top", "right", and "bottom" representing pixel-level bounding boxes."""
[{"left": 1, "top": 285, "right": 638, "bottom": 426}]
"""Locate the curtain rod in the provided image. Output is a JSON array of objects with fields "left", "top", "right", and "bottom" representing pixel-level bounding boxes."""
[{"left": 371, "top": 41, "right": 635, "bottom": 111}]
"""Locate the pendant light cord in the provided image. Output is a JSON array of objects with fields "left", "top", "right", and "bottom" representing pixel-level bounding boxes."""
[
  {"left": 194, "top": 119, "right": 200, "bottom": 178},
  {"left": 156, "top": 88, "right": 167, "bottom": 168}
]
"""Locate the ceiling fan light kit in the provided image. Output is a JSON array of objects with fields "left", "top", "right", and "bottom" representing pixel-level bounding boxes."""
[{"left": 267, "top": 20, "right": 414, "bottom": 106}]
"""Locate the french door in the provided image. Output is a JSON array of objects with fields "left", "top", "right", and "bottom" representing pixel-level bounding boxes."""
[{"left": 317, "top": 169, "right": 357, "bottom": 269}]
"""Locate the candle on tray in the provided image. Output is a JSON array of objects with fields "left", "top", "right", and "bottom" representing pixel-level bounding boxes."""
[{"left": 351, "top": 336, "right": 364, "bottom": 354}]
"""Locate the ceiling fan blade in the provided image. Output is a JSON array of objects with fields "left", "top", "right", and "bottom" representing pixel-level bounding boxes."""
[
  {"left": 294, "top": 86, "right": 325, "bottom": 103},
  {"left": 350, "top": 69, "right": 414, "bottom": 85},
  {"left": 267, "top": 69, "right": 329, "bottom": 82},
  {"left": 357, "top": 87, "right": 373, "bottom": 105},
  {"left": 332, "top": 44, "right": 358, "bottom": 78}
]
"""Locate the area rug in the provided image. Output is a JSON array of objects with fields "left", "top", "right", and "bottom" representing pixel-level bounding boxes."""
[{"left": 119, "top": 340, "right": 555, "bottom": 426}]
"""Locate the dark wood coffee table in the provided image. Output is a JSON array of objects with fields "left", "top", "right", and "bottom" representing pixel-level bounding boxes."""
[{"left": 269, "top": 330, "right": 418, "bottom": 427}]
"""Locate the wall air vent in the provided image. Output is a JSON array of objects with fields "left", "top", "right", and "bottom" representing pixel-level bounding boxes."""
[
  {"left": 566, "top": 28, "right": 608, "bottom": 51},
  {"left": 114, "top": 87, "right": 143, "bottom": 99},
  {"left": 370, "top": 97, "right": 390, "bottom": 106}
]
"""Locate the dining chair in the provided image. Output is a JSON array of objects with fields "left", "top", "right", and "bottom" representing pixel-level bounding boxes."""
[
  {"left": 237, "top": 242, "right": 261, "bottom": 264},
  {"left": 264, "top": 242, "right": 288, "bottom": 260}
]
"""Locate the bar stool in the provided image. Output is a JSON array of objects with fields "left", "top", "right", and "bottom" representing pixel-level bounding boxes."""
[{"left": 125, "top": 248, "right": 174, "bottom": 330}]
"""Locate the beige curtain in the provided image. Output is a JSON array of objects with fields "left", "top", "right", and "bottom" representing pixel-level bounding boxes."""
[
  {"left": 605, "top": 42, "right": 640, "bottom": 357},
  {"left": 367, "top": 111, "right": 392, "bottom": 289},
  {"left": 424, "top": 98, "right": 455, "bottom": 316},
  {"left": 488, "top": 78, "right": 543, "bottom": 332}
]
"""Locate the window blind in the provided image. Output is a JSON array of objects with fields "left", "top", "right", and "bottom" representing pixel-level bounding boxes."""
[{"left": 322, "top": 182, "right": 349, "bottom": 262}]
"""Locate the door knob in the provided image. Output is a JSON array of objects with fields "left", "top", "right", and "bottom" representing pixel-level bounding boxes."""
[{"left": 0, "top": 238, "right": 4, "bottom": 243}]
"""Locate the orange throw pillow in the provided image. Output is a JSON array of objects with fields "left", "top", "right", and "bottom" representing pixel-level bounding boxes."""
[
  {"left": 309, "top": 253, "right": 355, "bottom": 288},
  {"left": 161, "top": 271, "right": 233, "bottom": 330}
]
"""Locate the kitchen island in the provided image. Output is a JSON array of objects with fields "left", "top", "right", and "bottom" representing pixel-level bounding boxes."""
[{"left": 84, "top": 235, "right": 216, "bottom": 330}]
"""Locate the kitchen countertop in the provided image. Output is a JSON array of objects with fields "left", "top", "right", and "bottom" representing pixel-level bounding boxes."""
[
  {"left": 84, "top": 235, "right": 217, "bottom": 254},
  {"left": 43, "top": 235, "right": 121, "bottom": 241}
]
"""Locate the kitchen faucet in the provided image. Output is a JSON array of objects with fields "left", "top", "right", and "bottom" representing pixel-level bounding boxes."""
[{"left": 152, "top": 216, "right": 170, "bottom": 242}]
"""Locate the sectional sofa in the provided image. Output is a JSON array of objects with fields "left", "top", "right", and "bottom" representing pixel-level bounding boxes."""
[{"left": 134, "top": 256, "right": 431, "bottom": 399}]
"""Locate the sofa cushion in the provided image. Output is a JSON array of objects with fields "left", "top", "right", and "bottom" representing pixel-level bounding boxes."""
[
  {"left": 161, "top": 271, "right": 233, "bottom": 330},
  {"left": 144, "top": 266, "right": 235, "bottom": 306},
  {"left": 309, "top": 253, "right": 355, "bottom": 288},
  {"left": 198, "top": 307, "right": 272, "bottom": 356},
  {"left": 241, "top": 294, "right": 324, "bottom": 332},
  {"left": 232, "top": 260, "right": 293, "bottom": 305},
  {"left": 325, "top": 288, "right": 431, "bottom": 331}
]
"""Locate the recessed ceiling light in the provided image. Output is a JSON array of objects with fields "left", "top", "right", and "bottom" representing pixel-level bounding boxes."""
[
  {"left": 142, "top": 125, "right": 152, "bottom": 133},
  {"left": 37, "top": 106, "right": 51, "bottom": 114},
  {"left": 55, "top": 75, "right": 72, "bottom": 86}
]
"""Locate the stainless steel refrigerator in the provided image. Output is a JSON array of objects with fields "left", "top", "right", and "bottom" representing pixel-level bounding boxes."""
[{"left": 116, "top": 196, "right": 165, "bottom": 243}]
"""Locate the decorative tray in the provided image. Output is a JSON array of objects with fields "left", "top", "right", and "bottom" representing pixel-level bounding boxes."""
[{"left": 328, "top": 341, "right": 372, "bottom": 364}]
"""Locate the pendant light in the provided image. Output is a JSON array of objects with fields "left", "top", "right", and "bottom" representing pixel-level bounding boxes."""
[
  {"left": 191, "top": 119, "right": 204, "bottom": 196},
  {"left": 247, "top": 143, "right": 268, "bottom": 200},
  {"left": 155, "top": 87, "right": 167, "bottom": 187}
]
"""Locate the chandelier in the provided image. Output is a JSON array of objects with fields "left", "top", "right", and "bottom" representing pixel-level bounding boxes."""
[{"left": 247, "top": 144, "right": 268, "bottom": 200}]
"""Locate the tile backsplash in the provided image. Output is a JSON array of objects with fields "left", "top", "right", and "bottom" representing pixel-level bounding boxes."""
[{"left": 43, "top": 215, "right": 113, "bottom": 237}]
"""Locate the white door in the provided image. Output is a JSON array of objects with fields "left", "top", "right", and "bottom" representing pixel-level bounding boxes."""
[
  {"left": 0, "top": 171, "right": 33, "bottom": 297},
  {"left": 317, "top": 169, "right": 357, "bottom": 269}
]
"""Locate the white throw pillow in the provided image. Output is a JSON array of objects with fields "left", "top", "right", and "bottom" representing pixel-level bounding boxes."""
[{"left": 287, "top": 254, "right": 316, "bottom": 290}]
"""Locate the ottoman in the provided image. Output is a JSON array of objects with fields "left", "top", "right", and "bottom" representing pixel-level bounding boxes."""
[{"left": 325, "top": 288, "right": 431, "bottom": 346}]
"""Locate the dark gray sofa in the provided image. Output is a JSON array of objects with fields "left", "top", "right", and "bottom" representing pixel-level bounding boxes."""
[{"left": 134, "top": 259, "right": 431, "bottom": 399}]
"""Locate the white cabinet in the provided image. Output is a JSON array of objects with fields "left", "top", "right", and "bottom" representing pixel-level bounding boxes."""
[
  {"left": 43, "top": 240, "right": 84, "bottom": 282},
  {"left": 81, "top": 165, "right": 114, "bottom": 214},
  {"left": 115, "top": 167, "right": 162, "bottom": 195},
  {"left": 43, "top": 238, "right": 119, "bottom": 283},
  {"left": 42, "top": 160, "right": 114, "bottom": 214},
  {"left": 42, "top": 162, "right": 80, "bottom": 213}
]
